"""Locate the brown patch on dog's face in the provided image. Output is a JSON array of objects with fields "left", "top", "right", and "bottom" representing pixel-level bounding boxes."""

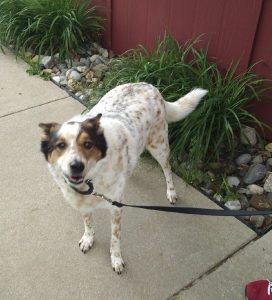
[
  {"left": 47, "top": 136, "right": 68, "bottom": 164},
  {"left": 76, "top": 131, "right": 102, "bottom": 161},
  {"left": 39, "top": 122, "right": 63, "bottom": 161},
  {"left": 77, "top": 114, "right": 107, "bottom": 162}
]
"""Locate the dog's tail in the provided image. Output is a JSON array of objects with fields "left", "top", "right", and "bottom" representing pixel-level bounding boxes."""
[{"left": 165, "top": 88, "right": 208, "bottom": 123}]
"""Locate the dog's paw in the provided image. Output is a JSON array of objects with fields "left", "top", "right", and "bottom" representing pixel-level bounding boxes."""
[
  {"left": 167, "top": 189, "right": 178, "bottom": 205},
  {"left": 79, "top": 234, "right": 94, "bottom": 254},
  {"left": 111, "top": 254, "right": 125, "bottom": 275}
]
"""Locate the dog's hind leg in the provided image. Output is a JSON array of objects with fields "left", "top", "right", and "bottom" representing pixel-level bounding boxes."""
[
  {"left": 110, "top": 207, "right": 124, "bottom": 274},
  {"left": 146, "top": 122, "right": 177, "bottom": 204},
  {"left": 79, "top": 213, "right": 95, "bottom": 253}
]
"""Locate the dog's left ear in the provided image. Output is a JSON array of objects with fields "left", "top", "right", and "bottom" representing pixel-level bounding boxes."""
[{"left": 38, "top": 122, "right": 60, "bottom": 139}]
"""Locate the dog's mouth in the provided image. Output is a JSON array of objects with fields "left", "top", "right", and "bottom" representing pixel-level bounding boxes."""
[{"left": 65, "top": 174, "right": 84, "bottom": 185}]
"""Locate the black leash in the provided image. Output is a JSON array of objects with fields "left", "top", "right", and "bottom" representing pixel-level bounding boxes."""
[
  {"left": 70, "top": 179, "right": 272, "bottom": 217},
  {"left": 69, "top": 179, "right": 94, "bottom": 195}
]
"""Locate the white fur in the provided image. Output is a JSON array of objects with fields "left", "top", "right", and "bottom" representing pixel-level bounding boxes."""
[
  {"left": 44, "top": 82, "right": 207, "bottom": 274},
  {"left": 165, "top": 88, "right": 208, "bottom": 122}
]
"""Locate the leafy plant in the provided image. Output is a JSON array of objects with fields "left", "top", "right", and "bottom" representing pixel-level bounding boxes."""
[
  {"left": 0, "top": 0, "right": 103, "bottom": 60},
  {"left": 93, "top": 35, "right": 267, "bottom": 165}
]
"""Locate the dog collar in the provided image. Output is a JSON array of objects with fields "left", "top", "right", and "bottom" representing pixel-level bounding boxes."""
[{"left": 67, "top": 179, "right": 94, "bottom": 195}]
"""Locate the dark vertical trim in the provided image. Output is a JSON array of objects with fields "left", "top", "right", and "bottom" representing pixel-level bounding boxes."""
[{"left": 248, "top": 0, "right": 265, "bottom": 67}]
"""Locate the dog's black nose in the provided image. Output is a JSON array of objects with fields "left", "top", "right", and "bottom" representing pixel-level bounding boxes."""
[{"left": 70, "top": 161, "right": 85, "bottom": 174}]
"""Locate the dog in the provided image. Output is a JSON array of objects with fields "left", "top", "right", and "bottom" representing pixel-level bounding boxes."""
[{"left": 39, "top": 82, "right": 207, "bottom": 274}]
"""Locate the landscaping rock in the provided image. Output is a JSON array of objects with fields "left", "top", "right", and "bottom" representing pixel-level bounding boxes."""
[
  {"left": 235, "top": 153, "right": 251, "bottom": 165},
  {"left": 264, "top": 173, "right": 272, "bottom": 192},
  {"left": 60, "top": 78, "right": 68, "bottom": 86},
  {"left": 69, "top": 70, "right": 81, "bottom": 81},
  {"left": 67, "top": 79, "right": 79, "bottom": 91},
  {"left": 264, "top": 216, "right": 272, "bottom": 227},
  {"left": 79, "top": 95, "right": 87, "bottom": 102},
  {"left": 249, "top": 194, "right": 272, "bottom": 210},
  {"left": 80, "top": 57, "right": 90, "bottom": 67},
  {"left": 32, "top": 55, "right": 43, "bottom": 63},
  {"left": 249, "top": 215, "right": 264, "bottom": 228},
  {"left": 227, "top": 176, "right": 240, "bottom": 187},
  {"left": 75, "top": 91, "right": 82, "bottom": 97},
  {"left": 24, "top": 51, "right": 34, "bottom": 59},
  {"left": 58, "top": 64, "right": 67, "bottom": 71},
  {"left": 76, "top": 66, "right": 89, "bottom": 73},
  {"left": 239, "top": 195, "right": 249, "bottom": 210},
  {"left": 90, "top": 54, "right": 101, "bottom": 63},
  {"left": 224, "top": 200, "right": 241, "bottom": 210},
  {"left": 41, "top": 56, "right": 55, "bottom": 69},
  {"left": 99, "top": 48, "right": 109, "bottom": 58},
  {"left": 214, "top": 194, "right": 223, "bottom": 202},
  {"left": 266, "top": 158, "right": 272, "bottom": 170},
  {"left": 52, "top": 75, "right": 66, "bottom": 84},
  {"left": 42, "top": 69, "right": 53, "bottom": 75},
  {"left": 92, "top": 63, "right": 108, "bottom": 79},
  {"left": 240, "top": 126, "right": 257, "bottom": 145},
  {"left": 265, "top": 143, "right": 272, "bottom": 153},
  {"left": 92, "top": 77, "right": 99, "bottom": 83},
  {"left": 85, "top": 71, "right": 94, "bottom": 83},
  {"left": 247, "top": 184, "right": 264, "bottom": 195},
  {"left": 252, "top": 155, "right": 263, "bottom": 164},
  {"left": 237, "top": 188, "right": 248, "bottom": 194},
  {"left": 243, "top": 163, "right": 267, "bottom": 184}
]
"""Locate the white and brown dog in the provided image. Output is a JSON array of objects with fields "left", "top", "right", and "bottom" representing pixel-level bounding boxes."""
[{"left": 39, "top": 82, "right": 207, "bottom": 274}]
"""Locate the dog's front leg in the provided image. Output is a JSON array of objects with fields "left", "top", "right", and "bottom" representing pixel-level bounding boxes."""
[
  {"left": 110, "top": 207, "right": 124, "bottom": 274},
  {"left": 79, "top": 213, "right": 95, "bottom": 253}
]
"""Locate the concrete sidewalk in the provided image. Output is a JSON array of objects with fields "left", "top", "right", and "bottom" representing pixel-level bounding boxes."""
[{"left": 0, "top": 51, "right": 270, "bottom": 300}]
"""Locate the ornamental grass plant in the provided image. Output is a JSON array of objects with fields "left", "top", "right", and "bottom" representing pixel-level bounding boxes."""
[
  {"left": 0, "top": 0, "right": 103, "bottom": 59},
  {"left": 93, "top": 35, "right": 267, "bottom": 167}
]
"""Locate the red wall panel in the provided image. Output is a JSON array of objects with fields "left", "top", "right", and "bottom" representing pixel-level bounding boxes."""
[
  {"left": 248, "top": 0, "right": 272, "bottom": 139},
  {"left": 110, "top": 0, "right": 262, "bottom": 72}
]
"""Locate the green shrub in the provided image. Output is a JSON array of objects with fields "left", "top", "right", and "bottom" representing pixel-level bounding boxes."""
[
  {"left": 0, "top": 0, "right": 103, "bottom": 59},
  {"left": 93, "top": 35, "right": 267, "bottom": 165}
]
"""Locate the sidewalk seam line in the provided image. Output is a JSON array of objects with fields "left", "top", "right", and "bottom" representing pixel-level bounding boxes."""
[
  {"left": 166, "top": 235, "right": 259, "bottom": 300},
  {"left": 0, "top": 96, "right": 70, "bottom": 119}
]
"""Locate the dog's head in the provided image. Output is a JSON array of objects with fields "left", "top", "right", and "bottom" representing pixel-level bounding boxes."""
[{"left": 38, "top": 114, "right": 107, "bottom": 185}]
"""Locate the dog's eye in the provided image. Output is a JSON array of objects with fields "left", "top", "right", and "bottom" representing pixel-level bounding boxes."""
[
  {"left": 57, "top": 142, "right": 66, "bottom": 150},
  {"left": 84, "top": 141, "right": 93, "bottom": 149}
]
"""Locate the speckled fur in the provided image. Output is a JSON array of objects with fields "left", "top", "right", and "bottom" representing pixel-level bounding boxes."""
[{"left": 39, "top": 82, "right": 207, "bottom": 274}]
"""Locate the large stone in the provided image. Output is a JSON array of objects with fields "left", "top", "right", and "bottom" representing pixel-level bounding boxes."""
[
  {"left": 247, "top": 184, "right": 264, "bottom": 195},
  {"left": 249, "top": 215, "right": 264, "bottom": 228},
  {"left": 227, "top": 176, "right": 240, "bottom": 187},
  {"left": 224, "top": 200, "right": 241, "bottom": 210},
  {"left": 92, "top": 63, "right": 108, "bottom": 79},
  {"left": 80, "top": 57, "right": 91, "bottom": 67},
  {"left": 240, "top": 126, "right": 257, "bottom": 145},
  {"left": 70, "top": 70, "right": 81, "bottom": 81},
  {"left": 266, "top": 158, "right": 272, "bottom": 170},
  {"left": 235, "top": 153, "right": 251, "bottom": 165},
  {"left": 264, "top": 173, "right": 272, "bottom": 192},
  {"left": 76, "top": 66, "right": 89, "bottom": 73},
  {"left": 41, "top": 56, "right": 55, "bottom": 69},
  {"left": 32, "top": 55, "right": 43, "bottom": 63},
  {"left": 249, "top": 194, "right": 272, "bottom": 210},
  {"left": 243, "top": 163, "right": 267, "bottom": 184},
  {"left": 239, "top": 195, "right": 249, "bottom": 210},
  {"left": 251, "top": 155, "right": 263, "bottom": 164},
  {"left": 265, "top": 143, "right": 272, "bottom": 153}
]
